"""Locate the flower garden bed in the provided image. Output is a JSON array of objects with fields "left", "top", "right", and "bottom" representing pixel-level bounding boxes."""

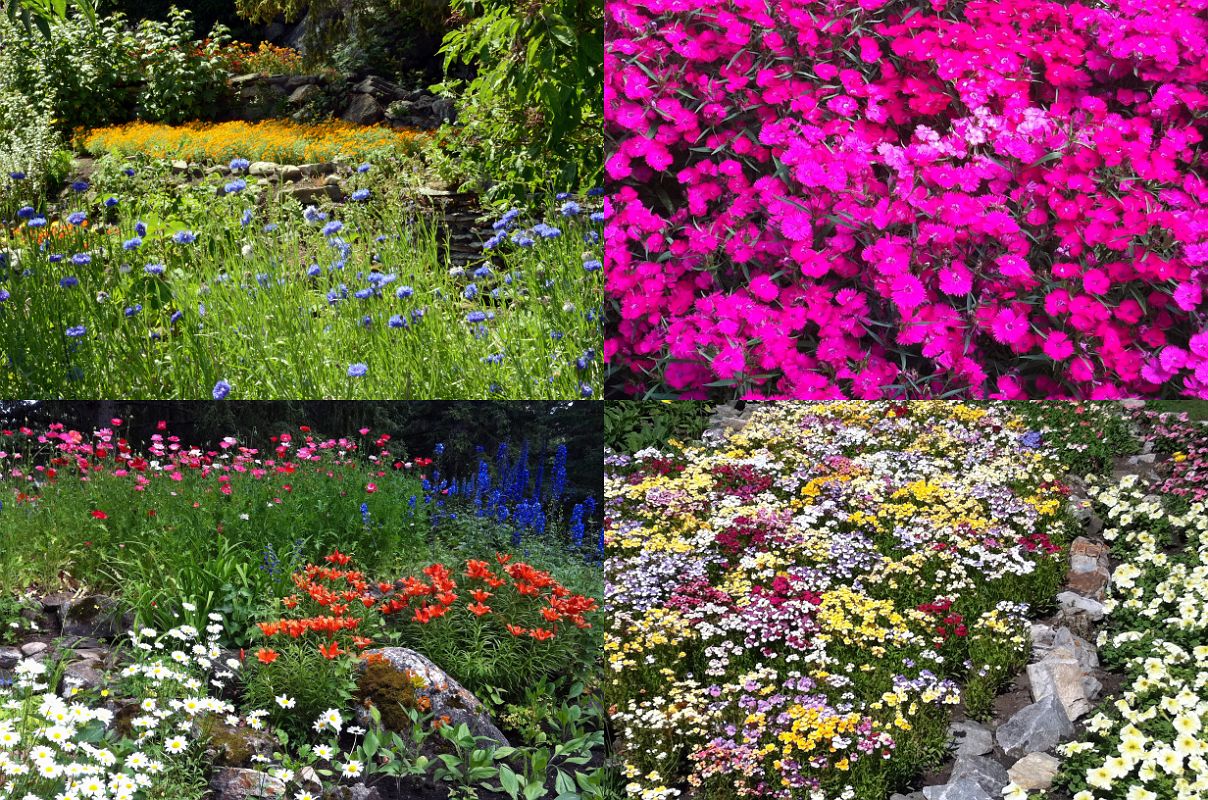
[
  {"left": 604, "top": 401, "right": 1208, "bottom": 800},
  {"left": 0, "top": 412, "right": 608, "bottom": 800}
]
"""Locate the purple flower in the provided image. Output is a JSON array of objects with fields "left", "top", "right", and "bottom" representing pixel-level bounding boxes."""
[
  {"left": 347, "top": 363, "right": 368, "bottom": 378},
  {"left": 212, "top": 379, "right": 231, "bottom": 400}
]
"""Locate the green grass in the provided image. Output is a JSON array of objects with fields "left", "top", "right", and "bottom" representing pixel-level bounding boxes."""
[{"left": 0, "top": 154, "right": 602, "bottom": 399}]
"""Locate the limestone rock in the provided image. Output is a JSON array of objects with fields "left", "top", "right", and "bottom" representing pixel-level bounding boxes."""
[
  {"left": 249, "top": 162, "right": 279, "bottom": 177},
  {"left": 20, "top": 641, "right": 47, "bottom": 657},
  {"left": 288, "top": 84, "right": 322, "bottom": 106},
  {"left": 922, "top": 778, "right": 995, "bottom": 800},
  {"left": 950, "top": 720, "right": 994, "bottom": 757},
  {"left": 948, "top": 755, "right": 1009, "bottom": 796},
  {"left": 1027, "top": 658, "right": 1090, "bottom": 721},
  {"left": 995, "top": 695, "right": 1075, "bottom": 758},
  {"left": 1056, "top": 592, "right": 1105, "bottom": 622},
  {"left": 1008, "top": 753, "right": 1061, "bottom": 791},
  {"left": 210, "top": 768, "right": 287, "bottom": 799},
  {"left": 0, "top": 646, "right": 20, "bottom": 669}
]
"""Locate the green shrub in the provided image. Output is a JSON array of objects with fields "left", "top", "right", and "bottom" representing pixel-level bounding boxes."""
[
  {"left": 133, "top": 8, "right": 233, "bottom": 124},
  {"left": 604, "top": 401, "right": 713, "bottom": 453},
  {"left": 242, "top": 641, "right": 359, "bottom": 741}
]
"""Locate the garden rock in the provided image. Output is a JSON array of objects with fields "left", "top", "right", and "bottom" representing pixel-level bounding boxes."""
[
  {"left": 249, "top": 162, "right": 279, "bottom": 177},
  {"left": 948, "top": 755, "right": 1009, "bottom": 795},
  {"left": 1027, "top": 657, "right": 1091, "bottom": 720},
  {"left": 357, "top": 647, "right": 509, "bottom": 747},
  {"left": 285, "top": 184, "right": 340, "bottom": 205},
  {"left": 300, "top": 163, "right": 338, "bottom": 177},
  {"left": 211, "top": 767, "right": 287, "bottom": 799},
  {"left": 196, "top": 715, "right": 277, "bottom": 767},
  {"left": 343, "top": 94, "right": 385, "bottom": 125},
  {"left": 1067, "top": 537, "right": 1111, "bottom": 598},
  {"left": 922, "top": 778, "right": 995, "bottom": 800},
  {"left": 288, "top": 84, "right": 322, "bottom": 106},
  {"left": 59, "top": 595, "right": 127, "bottom": 640},
  {"left": 353, "top": 75, "right": 406, "bottom": 103},
  {"left": 61, "top": 660, "right": 108, "bottom": 694},
  {"left": 995, "top": 695, "right": 1075, "bottom": 758},
  {"left": 1056, "top": 592, "right": 1105, "bottom": 622},
  {"left": 20, "top": 641, "right": 47, "bottom": 657},
  {"left": 280, "top": 166, "right": 304, "bottom": 183},
  {"left": 325, "top": 785, "right": 383, "bottom": 800},
  {"left": 1008, "top": 753, "right": 1061, "bottom": 791},
  {"left": 949, "top": 720, "right": 994, "bottom": 757},
  {"left": 0, "top": 646, "right": 20, "bottom": 669}
]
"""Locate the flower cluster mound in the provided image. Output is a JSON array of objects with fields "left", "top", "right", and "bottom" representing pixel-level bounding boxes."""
[
  {"left": 604, "top": 0, "right": 1208, "bottom": 399},
  {"left": 605, "top": 402, "right": 1076, "bottom": 800}
]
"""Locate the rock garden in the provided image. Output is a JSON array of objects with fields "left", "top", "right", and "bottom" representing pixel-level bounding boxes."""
[
  {"left": 603, "top": 400, "right": 1208, "bottom": 800},
  {"left": 0, "top": 400, "right": 609, "bottom": 800}
]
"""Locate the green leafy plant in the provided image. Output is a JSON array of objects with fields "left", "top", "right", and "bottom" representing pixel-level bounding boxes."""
[
  {"left": 0, "top": 592, "right": 38, "bottom": 644},
  {"left": 604, "top": 401, "right": 713, "bottom": 454},
  {"left": 132, "top": 8, "right": 232, "bottom": 124},
  {"left": 241, "top": 640, "right": 358, "bottom": 742}
]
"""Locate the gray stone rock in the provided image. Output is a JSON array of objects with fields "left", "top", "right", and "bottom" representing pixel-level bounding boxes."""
[
  {"left": 353, "top": 75, "right": 405, "bottom": 103},
  {"left": 1056, "top": 592, "right": 1105, "bottom": 621},
  {"left": 890, "top": 794, "right": 925, "bottom": 800},
  {"left": 342, "top": 94, "right": 385, "bottom": 125},
  {"left": 299, "top": 163, "right": 337, "bottom": 178},
  {"left": 279, "top": 166, "right": 303, "bottom": 183},
  {"left": 324, "top": 785, "right": 383, "bottom": 800},
  {"left": 288, "top": 84, "right": 322, "bottom": 106},
  {"left": 249, "top": 162, "right": 279, "bottom": 177},
  {"left": 949, "top": 755, "right": 1010, "bottom": 795},
  {"left": 230, "top": 73, "right": 263, "bottom": 87},
  {"left": 950, "top": 720, "right": 994, "bottom": 757},
  {"left": 432, "top": 97, "right": 456, "bottom": 123},
  {"left": 171, "top": 160, "right": 189, "bottom": 173},
  {"left": 922, "top": 779, "right": 994, "bottom": 800},
  {"left": 1008, "top": 753, "right": 1061, "bottom": 791},
  {"left": 357, "top": 647, "right": 508, "bottom": 747},
  {"left": 59, "top": 595, "right": 126, "bottom": 640},
  {"left": 20, "top": 641, "right": 47, "bottom": 656},
  {"left": 61, "top": 660, "right": 108, "bottom": 694},
  {"left": 995, "top": 695, "right": 1075, "bottom": 758},
  {"left": 1027, "top": 658, "right": 1090, "bottom": 721},
  {"left": 0, "top": 646, "right": 20, "bottom": 669},
  {"left": 210, "top": 768, "right": 286, "bottom": 799}
]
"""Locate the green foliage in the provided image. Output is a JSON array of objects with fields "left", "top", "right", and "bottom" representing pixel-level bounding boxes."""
[
  {"left": 242, "top": 640, "right": 358, "bottom": 741},
  {"left": 5, "top": 0, "right": 97, "bottom": 38},
  {"left": 132, "top": 9, "right": 233, "bottom": 124},
  {"left": 1003, "top": 401, "right": 1139, "bottom": 475},
  {"left": 605, "top": 401, "right": 713, "bottom": 454},
  {"left": 0, "top": 592, "right": 38, "bottom": 644},
  {"left": 433, "top": 0, "right": 602, "bottom": 200}
]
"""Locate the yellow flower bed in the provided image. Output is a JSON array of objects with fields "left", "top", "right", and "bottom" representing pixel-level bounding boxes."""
[{"left": 79, "top": 120, "right": 425, "bottom": 164}]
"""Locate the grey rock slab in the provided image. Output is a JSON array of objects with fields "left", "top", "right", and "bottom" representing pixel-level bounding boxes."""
[
  {"left": 1027, "top": 659, "right": 1090, "bottom": 721},
  {"left": 324, "top": 785, "right": 383, "bottom": 800},
  {"left": 1056, "top": 592, "right": 1105, "bottom": 621},
  {"left": 248, "top": 162, "right": 279, "bottom": 177},
  {"left": 922, "top": 778, "right": 995, "bottom": 800},
  {"left": 20, "top": 641, "right": 47, "bottom": 656},
  {"left": 210, "top": 768, "right": 287, "bottom": 799},
  {"left": 0, "top": 646, "right": 20, "bottom": 669},
  {"left": 288, "top": 84, "right": 322, "bottom": 105},
  {"left": 299, "top": 162, "right": 337, "bottom": 177},
  {"left": 342, "top": 94, "right": 385, "bottom": 125},
  {"left": 950, "top": 720, "right": 994, "bottom": 757},
  {"left": 949, "top": 755, "right": 1010, "bottom": 795},
  {"left": 1008, "top": 753, "right": 1061, "bottom": 791},
  {"left": 59, "top": 595, "right": 126, "bottom": 640},
  {"left": 995, "top": 695, "right": 1075, "bottom": 758},
  {"left": 1053, "top": 628, "right": 1099, "bottom": 669},
  {"left": 279, "top": 166, "right": 303, "bottom": 183}
]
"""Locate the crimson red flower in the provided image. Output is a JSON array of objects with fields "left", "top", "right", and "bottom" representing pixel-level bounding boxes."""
[{"left": 90, "top": 510, "right": 108, "bottom": 520}]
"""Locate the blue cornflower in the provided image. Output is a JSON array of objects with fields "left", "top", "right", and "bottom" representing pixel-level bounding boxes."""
[
  {"left": 225, "top": 179, "right": 247, "bottom": 194},
  {"left": 27, "top": 217, "right": 47, "bottom": 228},
  {"left": 396, "top": 285, "right": 414, "bottom": 299},
  {"left": 347, "top": 363, "right": 368, "bottom": 378},
  {"left": 533, "top": 223, "right": 561, "bottom": 239},
  {"left": 123, "top": 237, "right": 142, "bottom": 250},
  {"left": 583, "top": 260, "right": 602, "bottom": 272},
  {"left": 17, "top": 206, "right": 34, "bottom": 219},
  {"left": 579, "top": 383, "right": 593, "bottom": 398},
  {"left": 307, "top": 264, "right": 322, "bottom": 278},
  {"left": 49, "top": 254, "right": 63, "bottom": 263},
  {"left": 483, "top": 353, "right": 504, "bottom": 364},
  {"left": 463, "top": 283, "right": 479, "bottom": 300},
  {"left": 9, "top": 172, "right": 26, "bottom": 180},
  {"left": 483, "top": 233, "right": 505, "bottom": 250},
  {"left": 492, "top": 209, "right": 521, "bottom": 231},
  {"left": 170, "top": 310, "right": 183, "bottom": 324},
  {"left": 144, "top": 264, "right": 165, "bottom": 276},
  {"left": 230, "top": 158, "right": 251, "bottom": 172},
  {"left": 560, "top": 201, "right": 581, "bottom": 216},
  {"left": 212, "top": 379, "right": 231, "bottom": 400},
  {"left": 589, "top": 211, "right": 604, "bottom": 223},
  {"left": 104, "top": 197, "right": 119, "bottom": 208},
  {"left": 65, "top": 325, "right": 86, "bottom": 337},
  {"left": 511, "top": 233, "right": 535, "bottom": 248},
  {"left": 71, "top": 253, "right": 91, "bottom": 266},
  {"left": 256, "top": 273, "right": 270, "bottom": 287},
  {"left": 556, "top": 192, "right": 571, "bottom": 200},
  {"left": 263, "top": 223, "right": 278, "bottom": 233},
  {"left": 173, "top": 230, "right": 197, "bottom": 244},
  {"left": 124, "top": 304, "right": 141, "bottom": 317},
  {"left": 322, "top": 221, "right": 343, "bottom": 237},
  {"left": 472, "top": 265, "right": 492, "bottom": 279},
  {"left": 241, "top": 209, "right": 254, "bottom": 227},
  {"left": 70, "top": 180, "right": 89, "bottom": 192},
  {"left": 587, "top": 187, "right": 604, "bottom": 197},
  {"left": 357, "top": 163, "right": 371, "bottom": 173},
  {"left": 354, "top": 288, "right": 373, "bottom": 299},
  {"left": 66, "top": 212, "right": 87, "bottom": 226},
  {"left": 303, "top": 206, "right": 327, "bottom": 224},
  {"left": 60, "top": 276, "right": 79, "bottom": 288},
  {"left": 123, "top": 167, "right": 136, "bottom": 177},
  {"left": 135, "top": 221, "right": 147, "bottom": 237},
  {"left": 351, "top": 189, "right": 371, "bottom": 202},
  {"left": 388, "top": 314, "right": 406, "bottom": 329},
  {"left": 360, "top": 315, "right": 372, "bottom": 328},
  {"left": 466, "top": 311, "right": 488, "bottom": 324},
  {"left": 0, "top": 289, "right": 9, "bottom": 302}
]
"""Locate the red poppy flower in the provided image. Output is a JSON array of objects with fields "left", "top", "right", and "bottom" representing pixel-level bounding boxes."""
[{"left": 90, "top": 510, "right": 108, "bottom": 520}]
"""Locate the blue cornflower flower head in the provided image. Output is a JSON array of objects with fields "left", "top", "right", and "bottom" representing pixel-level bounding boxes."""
[
  {"left": 575, "top": 355, "right": 589, "bottom": 371},
  {"left": 483, "top": 233, "right": 505, "bottom": 250},
  {"left": 411, "top": 307, "right": 426, "bottom": 322},
  {"left": 0, "top": 289, "right": 8, "bottom": 302},
  {"left": 511, "top": 233, "right": 535, "bottom": 248},
  {"left": 584, "top": 260, "right": 602, "bottom": 272},
  {"left": 241, "top": 209, "right": 254, "bottom": 227},
  {"left": 104, "top": 197, "right": 119, "bottom": 208},
  {"left": 388, "top": 314, "right": 407, "bottom": 329},
  {"left": 256, "top": 273, "right": 271, "bottom": 287},
  {"left": 263, "top": 223, "right": 278, "bottom": 233},
  {"left": 375, "top": 234, "right": 387, "bottom": 243},
  {"left": 357, "top": 163, "right": 372, "bottom": 173},
  {"left": 322, "top": 220, "right": 344, "bottom": 237},
  {"left": 587, "top": 187, "right": 604, "bottom": 197},
  {"left": 65, "top": 325, "right": 86, "bottom": 338},
  {"left": 123, "top": 167, "right": 136, "bottom": 177},
  {"left": 326, "top": 290, "right": 340, "bottom": 305},
  {"left": 550, "top": 331, "right": 564, "bottom": 340},
  {"left": 472, "top": 265, "right": 492, "bottom": 279},
  {"left": 589, "top": 211, "right": 604, "bottom": 223},
  {"left": 351, "top": 189, "right": 371, "bottom": 202},
  {"left": 170, "top": 310, "right": 183, "bottom": 324},
  {"left": 361, "top": 315, "right": 373, "bottom": 328},
  {"left": 1020, "top": 431, "right": 1044, "bottom": 449},
  {"left": 144, "top": 263, "right": 165, "bottom": 276},
  {"left": 212, "top": 379, "right": 231, "bottom": 400},
  {"left": 173, "top": 230, "right": 197, "bottom": 244},
  {"left": 307, "top": 264, "right": 322, "bottom": 278},
  {"left": 60, "top": 276, "right": 79, "bottom": 288},
  {"left": 9, "top": 172, "right": 26, "bottom": 180},
  {"left": 123, "top": 237, "right": 142, "bottom": 250},
  {"left": 135, "top": 220, "right": 147, "bottom": 237},
  {"left": 579, "top": 383, "right": 593, "bottom": 398},
  {"left": 71, "top": 253, "right": 91, "bottom": 266},
  {"left": 303, "top": 206, "right": 327, "bottom": 224},
  {"left": 490, "top": 287, "right": 502, "bottom": 299},
  {"left": 534, "top": 223, "right": 562, "bottom": 239},
  {"left": 466, "top": 311, "right": 488, "bottom": 324},
  {"left": 489, "top": 382, "right": 502, "bottom": 394},
  {"left": 17, "top": 206, "right": 34, "bottom": 219},
  {"left": 124, "top": 304, "right": 141, "bottom": 317},
  {"left": 396, "top": 285, "right": 414, "bottom": 299},
  {"left": 463, "top": 283, "right": 479, "bottom": 300},
  {"left": 225, "top": 179, "right": 247, "bottom": 194},
  {"left": 199, "top": 303, "right": 206, "bottom": 316},
  {"left": 66, "top": 212, "right": 87, "bottom": 226},
  {"left": 71, "top": 180, "right": 89, "bottom": 192},
  {"left": 347, "top": 362, "right": 368, "bottom": 378},
  {"left": 230, "top": 158, "right": 251, "bottom": 172},
  {"left": 354, "top": 288, "right": 373, "bottom": 300},
  {"left": 583, "top": 230, "right": 600, "bottom": 244},
  {"left": 28, "top": 217, "right": 47, "bottom": 228},
  {"left": 483, "top": 352, "right": 504, "bottom": 364},
  {"left": 560, "top": 201, "right": 581, "bottom": 216},
  {"left": 49, "top": 254, "right": 63, "bottom": 263},
  {"left": 368, "top": 272, "right": 396, "bottom": 286},
  {"left": 556, "top": 192, "right": 572, "bottom": 200}
]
